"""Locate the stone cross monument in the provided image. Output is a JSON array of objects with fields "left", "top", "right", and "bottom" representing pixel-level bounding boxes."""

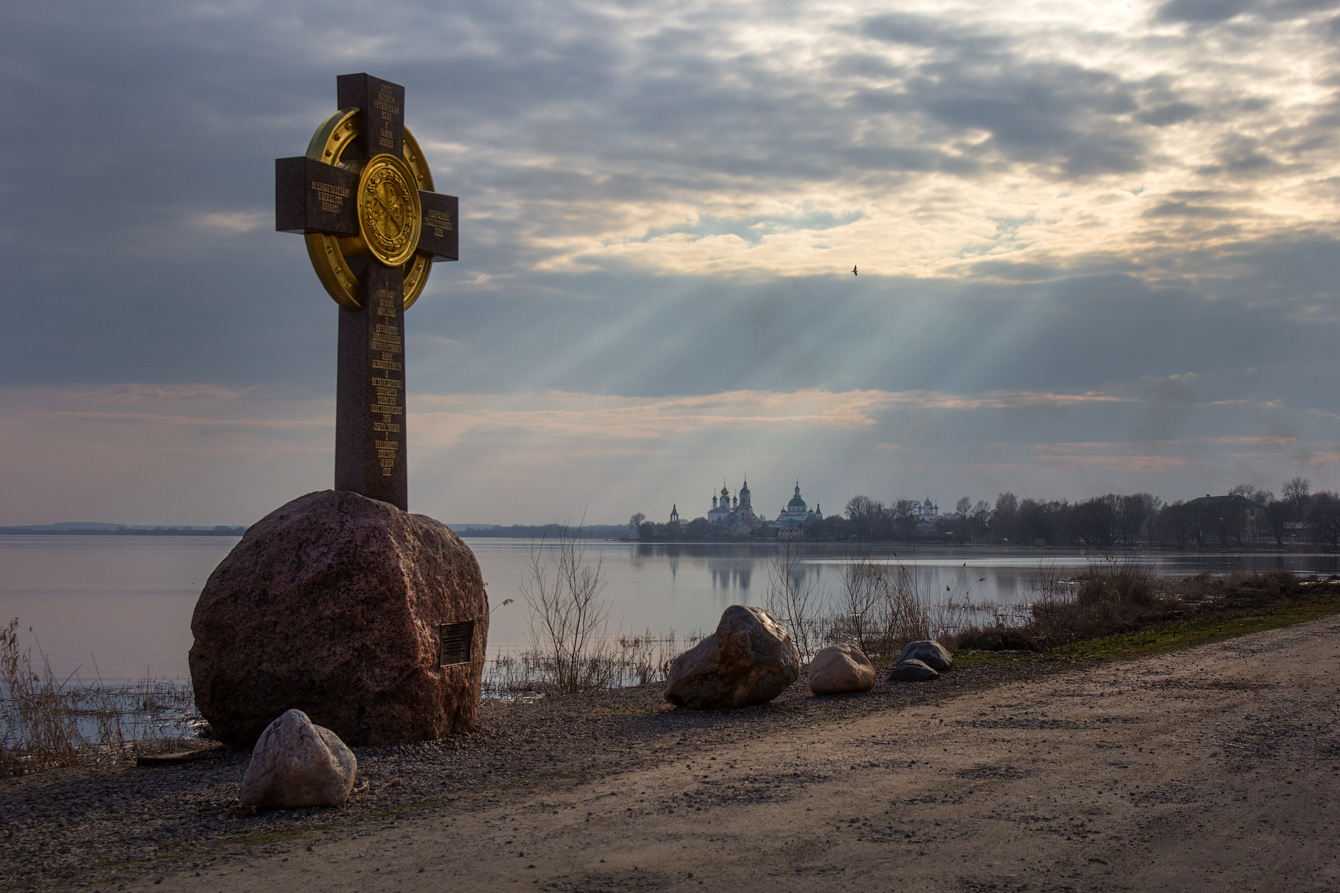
[
  {"left": 189, "top": 75, "right": 486, "bottom": 748},
  {"left": 275, "top": 72, "right": 458, "bottom": 510}
]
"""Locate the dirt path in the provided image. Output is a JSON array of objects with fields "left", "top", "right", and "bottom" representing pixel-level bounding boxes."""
[{"left": 151, "top": 617, "right": 1340, "bottom": 892}]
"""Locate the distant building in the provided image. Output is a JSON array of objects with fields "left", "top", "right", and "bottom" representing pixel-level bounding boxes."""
[
  {"left": 705, "top": 479, "right": 761, "bottom": 535},
  {"left": 1186, "top": 493, "right": 1266, "bottom": 542},
  {"left": 916, "top": 497, "right": 939, "bottom": 524},
  {"left": 776, "top": 482, "right": 821, "bottom": 538}
]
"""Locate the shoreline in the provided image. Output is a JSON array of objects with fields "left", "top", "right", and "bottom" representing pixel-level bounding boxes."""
[{"left": 5, "top": 614, "right": 1340, "bottom": 891}]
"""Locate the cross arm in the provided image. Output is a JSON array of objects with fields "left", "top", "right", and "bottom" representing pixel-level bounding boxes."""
[
  {"left": 275, "top": 157, "right": 360, "bottom": 236},
  {"left": 416, "top": 191, "right": 458, "bottom": 261}
]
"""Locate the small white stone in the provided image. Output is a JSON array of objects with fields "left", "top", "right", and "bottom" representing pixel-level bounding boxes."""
[
  {"left": 239, "top": 709, "right": 357, "bottom": 811},
  {"left": 808, "top": 644, "right": 876, "bottom": 695}
]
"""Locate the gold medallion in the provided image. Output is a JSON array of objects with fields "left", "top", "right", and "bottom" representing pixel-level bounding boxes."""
[
  {"left": 357, "top": 155, "right": 421, "bottom": 267},
  {"left": 301, "top": 109, "right": 436, "bottom": 311}
]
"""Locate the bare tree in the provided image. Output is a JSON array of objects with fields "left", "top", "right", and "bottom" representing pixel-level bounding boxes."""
[
  {"left": 845, "top": 495, "right": 883, "bottom": 541},
  {"left": 1019, "top": 498, "right": 1067, "bottom": 545},
  {"left": 1071, "top": 495, "right": 1119, "bottom": 549},
  {"left": 970, "top": 500, "right": 992, "bottom": 540},
  {"left": 1262, "top": 498, "right": 1292, "bottom": 546},
  {"left": 1117, "top": 494, "right": 1159, "bottom": 545},
  {"left": 1229, "top": 484, "right": 1271, "bottom": 505},
  {"left": 765, "top": 538, "right": 826, "bottom": 658},
  {"left": 837, "top": 550, "right": 881, "bottom": 655},
  {"left": 1158, "top": 501, "right": 1194, "bottom": 547},
  {"left": 992, "top": 492, "right": 1019, "bottom": 543},
  {"left": 891, "top": 500, "right": 920, "bottom": 541},
  {"left": 522, "top": 523, "right": 612, "bottom": 694},
  {"left": 1309, "top": 492, "right": 1340, "bottom": 549},
  {"left": 1284, "top": 477, "right": 1312, "bottom": 513},
  {"left": 950, "top": 497, "right": 973, "bottom": 544}
]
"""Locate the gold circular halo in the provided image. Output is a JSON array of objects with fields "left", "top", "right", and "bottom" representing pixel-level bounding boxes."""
[
  {"left": 301, "top": 109, "right": 436, "bottom": 311},
  {"left": 357, "top": 154, "right": 421, "bottom": 267}
]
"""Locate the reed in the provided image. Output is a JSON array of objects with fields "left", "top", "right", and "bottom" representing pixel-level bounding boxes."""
[
  {"left": 822, "top": 554, "right": 981, "bottom": 658},
  {"left": 1, "top": 618, "right": 199, "bottom": 776},
  {"left": 484, "top": 629, "right": 701, "bottom": 695}
]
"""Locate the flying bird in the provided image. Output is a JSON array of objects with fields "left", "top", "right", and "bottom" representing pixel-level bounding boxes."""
[{"left": 852, "top": 265, "right": 858, "bottom": 276}]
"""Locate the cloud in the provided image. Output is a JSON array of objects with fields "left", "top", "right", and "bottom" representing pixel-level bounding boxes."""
[
  {"left": 2, "top": 0, "right": 1340, "bottom": 523},
  {"left": 1156, "top": 0, "right": 1255, "bottom": 24},
  {"left": 195, "top": 211, "right": 271, "bottom": 234}
]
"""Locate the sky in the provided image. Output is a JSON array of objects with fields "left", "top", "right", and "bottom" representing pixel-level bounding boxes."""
[{"left": 2, "top": 0, "right": 1339, "bottom": 527}]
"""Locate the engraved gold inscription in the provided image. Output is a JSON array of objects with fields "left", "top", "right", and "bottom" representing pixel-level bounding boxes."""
[
  {"left": 312, "top": 180, "right": 350, "bottom": 214},
  {"left": 375, "top": 83, "right": 400, "bottom": 151},
  {"left": 424, "top": 207, "right": 453, "bottom": 238},
  {"left": 369, "top": 289, "right": 405, "bottom": 476}
]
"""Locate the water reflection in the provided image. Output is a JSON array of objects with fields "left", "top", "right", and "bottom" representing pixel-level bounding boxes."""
[
  {"left": 4, "top": 536, "right": 1338, "bottom": 679},
  {"left": 549, "top": 543, "right": 1337, "bottom": 653}
]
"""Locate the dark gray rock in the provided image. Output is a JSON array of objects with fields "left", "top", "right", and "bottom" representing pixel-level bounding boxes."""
[
  {"left": 240, "top": 709, "right": 356, "bottom": 811},
  {"left": 889, "top": 658, "right": 939, "bottom": 681},
  {"left": 664, "top": 605, "right": 801, "bottom": 709},
  {"left": 189, "top": 490, "right": 488, "bottom": 746},
  {"left": 897, "top": 639, "right": 954, "bottom": 672}
]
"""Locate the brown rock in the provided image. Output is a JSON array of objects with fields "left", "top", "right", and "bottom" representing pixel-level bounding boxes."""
[
  {"left": 808, "top": 643, "right": 876, "bottom": 695},
  {"left": 897, "top": 639, "right": 954, "bottom": 671},
  {"left": 239, "top": 709, "right": 357, "bottom": 811},
  {"left": 889, "top": 658, "right": 939, "bottom": 681},
  {"left": 663, "top": 605, "right": 801, "bottom": 709},
  {"left": 189, "top": 490, "right": 488, "bottom": 746}
]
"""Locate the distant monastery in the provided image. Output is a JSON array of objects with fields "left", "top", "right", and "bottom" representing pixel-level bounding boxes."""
[
  {"left": 916, "top": 496, "right": 939, "bottom": 523},
  {"left": 671, "top": 479, "right": 821, "bottom": 537}
]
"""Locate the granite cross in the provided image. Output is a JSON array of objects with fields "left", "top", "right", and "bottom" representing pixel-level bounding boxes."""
[{"left": 275, "top": 74, "right": 457, "bottom": 511}]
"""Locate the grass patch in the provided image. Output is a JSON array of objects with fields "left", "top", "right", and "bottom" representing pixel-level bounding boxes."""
[
  {"left": 484, "top": 630, "right": 699, "bottom": 698},
  {"left": 953, "top": 569, "right": 1340, "bottom": 666},
  {"left": 1053, "top": 591, "right": 1340, "bottom": 662}
]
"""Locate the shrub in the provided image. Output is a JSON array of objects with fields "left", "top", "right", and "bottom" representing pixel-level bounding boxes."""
[{"left": 521, "top": 523, "right": 613, "bottom": 695}]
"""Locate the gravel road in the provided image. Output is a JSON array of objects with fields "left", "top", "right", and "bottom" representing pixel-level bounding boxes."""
[{"left": 4, "top": 616, "right": 1338, "bottom": 891}]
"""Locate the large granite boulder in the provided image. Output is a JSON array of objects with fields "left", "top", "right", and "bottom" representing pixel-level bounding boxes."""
[
  {"left": 808, "top": 643, "right": 876, "bottom": 695},
  {"left": 663, "top": 605, "right": 801, "bottom": 709},
  {"left": 190, "top": 490, "right": 488, "bottom": 746},
  {"left": 897, "top": 639, "right": 954, "bottom": 672},
  {"left": 240, "top": 709, "right": 357, "bottom": 811}
]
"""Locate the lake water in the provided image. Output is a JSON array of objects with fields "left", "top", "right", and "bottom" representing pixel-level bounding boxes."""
[{"left": 2, "top": 535, "right": 1337, "bottom": 682}]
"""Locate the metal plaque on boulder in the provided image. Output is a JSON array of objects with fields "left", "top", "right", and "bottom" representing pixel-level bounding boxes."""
[{"left": 439, "top": 621, "right": 475, "bottom": 667}]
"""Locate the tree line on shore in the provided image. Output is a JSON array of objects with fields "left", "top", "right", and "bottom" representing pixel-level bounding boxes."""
[{"left": 632, "top": 476, "right": 1340, "bottom": 549}]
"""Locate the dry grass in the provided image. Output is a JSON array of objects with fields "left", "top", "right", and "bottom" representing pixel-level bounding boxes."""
[
  {"left": 955, "top": 560, "right": 1172, "bottom": 650},
  {"left": 1028, "top": 560, "right": 1171, "bottom": 646},
  {"left": 484, "top": 630, "right": 702, "bottom": 696},
  {"left": 823, "top": 554, "right": 978, "bottom": 659},
  {"left": 953, "top": 563, "right": 1318, "bottom": 653},
  {"left": 1, "top": 618, "right": 199, "bottom": 776}
]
